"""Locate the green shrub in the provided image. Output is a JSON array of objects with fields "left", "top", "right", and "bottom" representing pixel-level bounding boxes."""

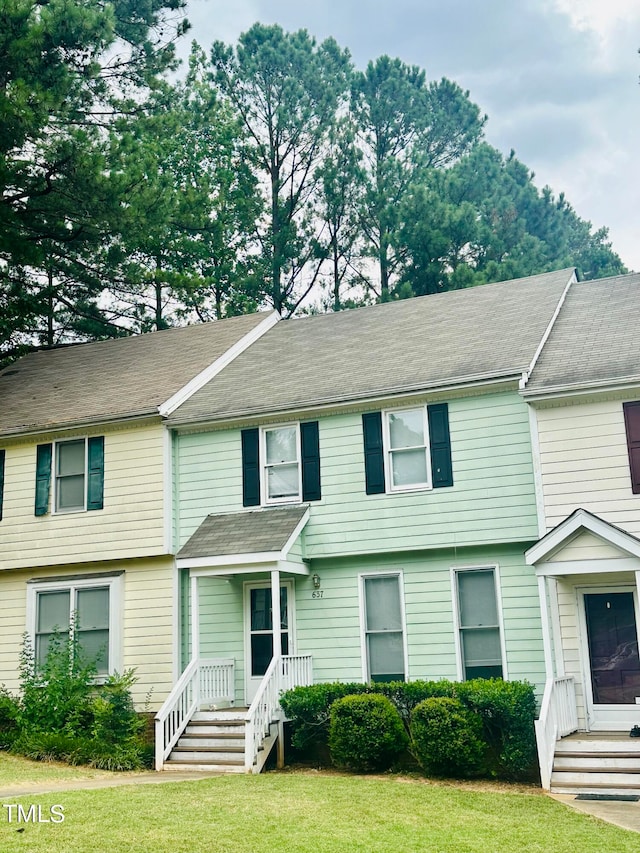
[
  {"left": 0, "top": 687, "right": 20, "bottom": 748},
  {"left": 11, "top": 632, "right": 149, "bottom": 771},
  {"left": 18, "top": 629, "right": 96, "bottom": 737},
  {"left": 92, "top": 670, "right": 146, "bottom": 745},
  {"left": 329, "top": 693, "right": 408, "bottom": 772},
  {"left": 455, "top": 679, "right": 538, "bottom": 779},
  {"left": 411, "top": 697, "right": 487, "bottom": 778},
  {"left": 10, "top": 731, "right": 147, "bottom": 770},
  {"left": 281, "top": 678, "right": 537, "bottom": 780},
  {"left": 280, "top": 682, "right": 368, "bottom": 749}
]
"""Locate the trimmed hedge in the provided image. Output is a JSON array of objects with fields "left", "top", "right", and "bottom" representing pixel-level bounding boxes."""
[
  {"left": 280, "top": 678, "right": 537, "bottom": 780},
  {"left": 329, "top": 694, "right": 408, "bottom": 772},
  {"left": 411, "top": 697, "right": 486, "bottom": 777}
]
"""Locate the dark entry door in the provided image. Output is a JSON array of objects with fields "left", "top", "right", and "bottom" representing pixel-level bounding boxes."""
[{"left": 584, "top": 592, "right": 640, "bottom": 705}]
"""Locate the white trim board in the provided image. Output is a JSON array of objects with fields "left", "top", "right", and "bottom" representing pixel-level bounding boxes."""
[
  {"left": 158, "top": 312, "right": 279, "bottom": 417},
  {"left": 525, "top": 508, "right": 640, "bottom": 565}
]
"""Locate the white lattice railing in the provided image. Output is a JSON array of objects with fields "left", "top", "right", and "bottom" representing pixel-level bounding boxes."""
[
  {"left": 245, "top": 654, "right": 313, "bottom": 772},
  {"left": 535, "top": 676, "right": 578, "bottom": 790},
  {"left": 154, "top": 657, "right": 235, "bottom": 770}
]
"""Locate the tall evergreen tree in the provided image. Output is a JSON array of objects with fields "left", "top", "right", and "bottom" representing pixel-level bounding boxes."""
[{"left": 211, "top": 23, "right": 351, "bottom": 314}]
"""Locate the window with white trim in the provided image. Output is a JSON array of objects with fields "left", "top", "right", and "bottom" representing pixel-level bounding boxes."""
[
  {"left": 454, "top": 568, "right": 504, "bottom": 680},
  {"left": 29, "top": 576, "right": 121, "bottom": 678},
  {"left": 384, "top": 407, "right": 431, "bottom": 491},
  {"left": 362, "top": 573, "right": 406, "bottom": 682},
  {"left": 261, "top": 425, "right": 301, "bottom": 503},
  {"left": 55, "top": 438, "right": 87, "bottom": 512}
]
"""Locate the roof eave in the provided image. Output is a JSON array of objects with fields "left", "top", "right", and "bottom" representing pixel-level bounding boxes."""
[{"left": 168, "top": 370, "right": 526, "bottom": 429}]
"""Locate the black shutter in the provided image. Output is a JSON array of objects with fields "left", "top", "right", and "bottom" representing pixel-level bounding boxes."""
[
  {"left": 362, "top": 412, "right": 386, "bottom": 495},
  {"left": 35, "top": 443, "right": 52, "bottom": 516},
  {"left": 301, "top": 421, "right": 321, "bottom": 502},
  {"left": 623, "top": 402, "right": 640, "bottom": 494},
  {"left": 0, "top": 449, "right": 5, "bottom": 521},
  {"left": 87, "top": 436, "right": 105, "bottom": 511},
  {"left": 428, "top": 403, "right": 453, "bottom": 488},
  {"left": 241, "top": 428, "right": 260, "bottom": 507}
]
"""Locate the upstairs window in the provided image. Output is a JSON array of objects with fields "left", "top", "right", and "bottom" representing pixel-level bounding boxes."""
[
  {"left": 385, "top": 407, "right": 430, "bottom": 491},
  {"left": 262, "top": 426, "right": 301, "bottom": 503},
  {"left": 56, "top": 439, "right": 86, "bottom": 512},
  {"left": 241, "top": 422, "right": 321, "bottom": 507},
  {"left": 35, "top": 437, "right": 104, "bottom": 516},
  {"left": 362, "top": 404, "right": 452, "bottom": 495}
]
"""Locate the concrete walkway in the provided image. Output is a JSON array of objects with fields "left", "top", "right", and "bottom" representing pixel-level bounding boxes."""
[
  {"left": 549, "top": 793, "right": 640, "bottom": 834},
  {"left": 0, "top": 770, "right": 222, "bottom": 800}
]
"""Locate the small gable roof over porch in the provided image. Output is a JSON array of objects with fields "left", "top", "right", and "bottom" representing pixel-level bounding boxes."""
[
  {"left": 177, "top": 506, "right": 309, "bottom": 574},
  {"left": 525, "top": 508, "right": 640, "bottom": 575}
]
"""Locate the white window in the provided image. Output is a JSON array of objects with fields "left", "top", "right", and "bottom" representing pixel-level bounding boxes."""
[
  {"left": 383, "top": 407, "right": 431, "bottom": 491},
  {"left": 453, "top": 568, "right": 505, "bottom": 681},
  {"left": 28, "top": 575, "right": 122, "bottom": 678},
  {"left": 261, "top": 425, "right": 301, "bottom": 503},
  {"left": 361, "top": 573, "right": 407, "bottom": 682},
  {"left": 55, "top": 438, "right": 87, "bottom": 512}
]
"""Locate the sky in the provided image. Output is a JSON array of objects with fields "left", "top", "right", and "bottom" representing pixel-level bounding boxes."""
[{"left": 179, "top": 0, "right": 639, "bottom": 272}]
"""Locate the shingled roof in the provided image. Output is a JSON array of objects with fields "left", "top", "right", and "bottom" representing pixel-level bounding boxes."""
[
  {"left": 177, "top": 506, "right": 308, "bottom": 560},
  {"left": 168, "top": 268, "right": 575, "bottom": 425},
  {"left": 0, "top": 312, "right": 274, "bottom": 436},
  {"left": 524, "top": 272, "right": 640, "bottom": 395}
]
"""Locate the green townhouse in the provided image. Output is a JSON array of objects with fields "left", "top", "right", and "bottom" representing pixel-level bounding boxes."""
[{"left": 158, "top": 267, "right": 577, "bottom": 772}]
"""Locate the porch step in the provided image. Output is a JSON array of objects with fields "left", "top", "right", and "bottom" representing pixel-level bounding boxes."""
[
  {"left": 550, "top": 735, "right": 640, "bottom": 795},
  {"left": 165, "top": 708, "right": 251, "bottom": 774}
]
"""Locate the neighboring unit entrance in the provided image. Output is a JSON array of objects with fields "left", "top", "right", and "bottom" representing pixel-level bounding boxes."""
[
  {"left": 582, "top": 589, "right": 640, "bottom": 729},
  {"left": 244, "top": 581, "right": 294, "bottom": 704}
]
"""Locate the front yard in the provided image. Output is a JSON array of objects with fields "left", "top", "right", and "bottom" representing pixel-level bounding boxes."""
[{"left": 0, "top": 767, "right": 637, "bottom": 852}]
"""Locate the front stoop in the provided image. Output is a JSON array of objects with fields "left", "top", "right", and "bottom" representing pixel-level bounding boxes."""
[
  {"left": 551, "top": 732, "right": 640, "bottom": 795},
  {"left": 163, "top": 708, "right": 249, "bottom": 773}
]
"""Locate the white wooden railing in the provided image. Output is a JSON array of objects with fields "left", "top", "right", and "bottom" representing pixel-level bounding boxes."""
[
  {"left": 245, "top": 654, "right": 313, "bottom": 772},
  {"left": 534, "top": 675, "right": 578, "bottom": 790},
  {"left": 154, "top": 657, "right": 235, "bottom": 770}
]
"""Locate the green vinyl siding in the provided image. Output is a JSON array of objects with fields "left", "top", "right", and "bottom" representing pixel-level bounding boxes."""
[
  {"left": 175, "top": 391, "right": 538, "bottom": 558},
  {"left": 192, "top": 544, "right": 546, "bottom": 699}
]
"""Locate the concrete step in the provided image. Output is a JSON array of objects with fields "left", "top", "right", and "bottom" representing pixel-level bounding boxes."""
[
  {"left": 554, "top": 755, "right": 640, "bottom": 770},
  {"left": 555, "top": 738, "right": 640, "bottom": 754},
  {"left": 192, "top": 709, "right": 248, "bottom": 722}
]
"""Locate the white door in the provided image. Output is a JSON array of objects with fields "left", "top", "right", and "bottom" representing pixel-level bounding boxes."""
[
  {"left": 244, "top": 580, "right": 294, "bottom": 705},
  {"left": 581, "top": 587, "right": 640, "bottom": 730}
]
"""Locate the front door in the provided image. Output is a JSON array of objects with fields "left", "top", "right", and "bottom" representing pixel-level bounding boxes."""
[
  {"left": 583, "top": 589, "right": 640, "bottom": 729},
  {"left": 244, "top": 581, "right": 294, "bottom": 704}
]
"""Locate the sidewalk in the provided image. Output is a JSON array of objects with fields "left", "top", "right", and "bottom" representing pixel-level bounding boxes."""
[
  {"left": 0, "top": 770, "right": 221, "bottom": 800},
  {"left": 549, "top": 793, "right": 640, "bottom": 835}
]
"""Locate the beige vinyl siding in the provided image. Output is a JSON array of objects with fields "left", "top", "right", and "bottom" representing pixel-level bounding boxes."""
[
  {"left": 555, "top": 572, "right": 636, "bottom": 729},
  {"left": 0, "top": 557, "right": 174, "bottom": 708},
  {"left": 550, "top": 531, "right": 625, "bottom": 562},
  {"left": 194, "top": 545, "right": 545, "bottom": 701},
  {"left": 536, "top": 399, "right": 640, "bottom": 535},
  {"left": 176, "top": 391, "right": 539, "bottom": 559},
  {"left": 0, "top": 423, "right": 167, "bottom": 571}
]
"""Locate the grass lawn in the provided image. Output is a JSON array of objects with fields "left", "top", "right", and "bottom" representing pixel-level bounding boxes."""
[
  {"left": 0, "top": 753, "right": 141, "bottom": 789},
  {"left": 0, "top": 770, "right": 637, "bottom": 852}
]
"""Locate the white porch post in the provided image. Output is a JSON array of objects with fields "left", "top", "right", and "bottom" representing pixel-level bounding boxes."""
[
  {"left": 537, "top": 574, "right": 555, "bottom": 679},
  {"left": 271, "top": 568, "right": 281, "bottom": 664},
  {"left": 190, "top": 573, "right": 200, "bottom": 661},
  {"left": 549, "top": 577, "right": 565, "bottom": 677}
]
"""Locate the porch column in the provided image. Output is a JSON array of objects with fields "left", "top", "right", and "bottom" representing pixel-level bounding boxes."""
[
  {"left": 537, "top": 574, "right": 555, "bottom": 679},
  {"left": 549, "top": 578, "right": 565, "bottom": 677},
  {"left": 271, "top": 568, "right": 281, "bottom": 665},
  {"left": 190, "top": 573, "right": 200, "bottom": 661}
]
